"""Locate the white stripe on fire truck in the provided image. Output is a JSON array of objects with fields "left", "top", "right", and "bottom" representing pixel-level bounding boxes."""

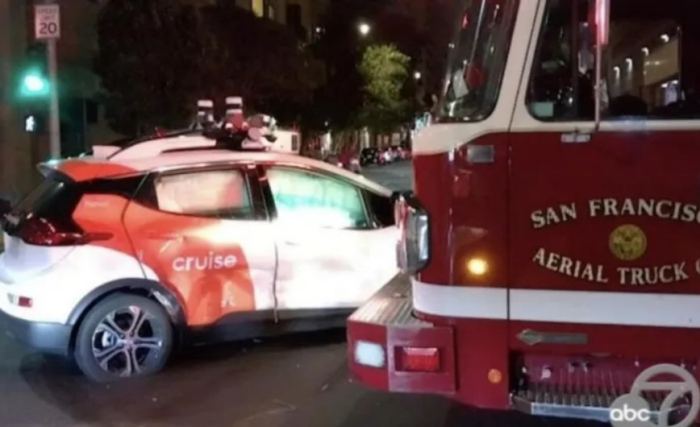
[{"left": 412, "top": 280, "right": 700, "bottom": 328}]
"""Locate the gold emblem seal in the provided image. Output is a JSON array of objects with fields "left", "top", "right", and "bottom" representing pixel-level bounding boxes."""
[{"left": 609, "top": 224, "right": 647, "bottom": 261}]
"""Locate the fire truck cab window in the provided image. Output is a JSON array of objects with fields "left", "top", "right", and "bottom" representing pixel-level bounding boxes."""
[
  {"left": 439, "top": 0, "right": 519, "bottom": 122},
  {"left": 529, "top": 0, "right": 700, "bottom": 121},
  {"left": 266, "top": 167, "right": 369, "bottom": 230}
]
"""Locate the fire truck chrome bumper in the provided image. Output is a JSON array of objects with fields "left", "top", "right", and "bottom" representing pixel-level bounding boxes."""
[
  {"left": 510, "top": 392, "right": 688, "bottom": 424},
  {"left": 348, "top": 274, "right": 427, "bottom": 327},
  {"left": 347, "top": 274, "right": 456, "bottom": 394}
]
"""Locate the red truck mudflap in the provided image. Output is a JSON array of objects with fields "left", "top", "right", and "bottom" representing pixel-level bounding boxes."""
[{"left": 347, "top": 274, "right": 457, "bottom": 395}]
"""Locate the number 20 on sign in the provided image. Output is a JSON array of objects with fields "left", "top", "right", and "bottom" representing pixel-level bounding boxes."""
[{"left": 34, "top": 4, "right": 60, "bottom": 40}]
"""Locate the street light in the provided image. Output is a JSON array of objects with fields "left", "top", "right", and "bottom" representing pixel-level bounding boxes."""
[
  {"left": 358, "top": 22, "right": 371, "bottom": 36},
  {"left": 414, "top": 71, "right": 422, "bottom": 80}
]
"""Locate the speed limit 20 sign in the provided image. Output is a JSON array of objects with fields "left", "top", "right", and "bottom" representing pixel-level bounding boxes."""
[{"left": 34, "top": 4, "right": 60, "bottom": 40}]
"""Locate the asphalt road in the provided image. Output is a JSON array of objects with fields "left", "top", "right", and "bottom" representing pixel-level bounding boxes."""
[
  {"left": 0, "top": 162, "right": 603, "bottom": 427},
  {"left": 362, "top": 161, "right": 413, "bottom": 192}
]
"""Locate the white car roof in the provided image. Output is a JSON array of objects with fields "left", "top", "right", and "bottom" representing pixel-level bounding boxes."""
[
  {"left": 116, "top": 150, "right": 392, "bottom": 196},
  {"left": 57, "top": 134, "right": 391, "bottom": 196}
]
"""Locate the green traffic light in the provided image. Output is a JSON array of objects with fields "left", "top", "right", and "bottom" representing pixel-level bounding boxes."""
[
  {"left": 19, "top": 70, "right": 49, "bottom": 97},
  {"left": 23, "top": 74, "right": 46, "bottom": 92}
]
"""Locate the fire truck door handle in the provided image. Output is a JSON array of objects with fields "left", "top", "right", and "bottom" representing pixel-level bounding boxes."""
[{"left": 561, "top": 132, "right": 591, "bottom": 144}]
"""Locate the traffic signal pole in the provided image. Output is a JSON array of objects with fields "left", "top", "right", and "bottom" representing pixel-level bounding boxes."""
[{"left": 46, "top": 38, "right": 60, "bottom": 158}]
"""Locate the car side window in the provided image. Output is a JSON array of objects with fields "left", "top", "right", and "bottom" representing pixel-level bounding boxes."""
[
  {"left": 266, "top": 167, "right": 369, "bottom": 229},
  {"left": 153, "top": 169, "right": 255, "bottom": 220}
]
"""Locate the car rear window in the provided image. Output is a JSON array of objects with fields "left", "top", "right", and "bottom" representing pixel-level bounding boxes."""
[
  {"left": 3, "top": 174, "right": 144, "bottom": 235},
  {"left": 4, "top": 175, "right": 82, "bottom": 235},
  {"left": 14, "top": 175, "right": 76, "bottom": 213}
]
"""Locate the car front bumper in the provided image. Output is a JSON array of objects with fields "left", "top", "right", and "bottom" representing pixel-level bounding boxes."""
[{"left": 0, "top": 309, "right": 71, "bottom": 356}]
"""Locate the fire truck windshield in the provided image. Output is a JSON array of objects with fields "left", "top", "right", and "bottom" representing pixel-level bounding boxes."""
[{"left": 439, "top": 0, "right": 519, "bottom": 122}]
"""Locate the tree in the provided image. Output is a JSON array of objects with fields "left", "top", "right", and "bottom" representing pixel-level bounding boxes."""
[
  {"left": 94, "top": 0, "right": 205, "bottom": 135},
  {"left": 359, "top": 44, "right": 411, "bottom": 135},
  {"left": 310, "top": 0, "right": 435, "bottom": 135},
  {"left": 197, "top": 3, "right": 317, "bottom": 125},
  {"left": 94, "top": 1, "right": 317, "bottom": 135},
  {"left": 309, "top": 0, "right": 386, "bottom": 131}
]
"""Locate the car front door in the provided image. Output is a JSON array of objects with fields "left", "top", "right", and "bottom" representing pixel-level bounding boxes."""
[
  {"left": 123, "top": 164, "right": 276, "bottom": 327},
  {"left": 260, "top": 165, "right": 396, "bottom": 316}
]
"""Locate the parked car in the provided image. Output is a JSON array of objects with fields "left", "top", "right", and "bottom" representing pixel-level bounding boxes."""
[
  {"left": 360, "top": 148, "right": 380, "bottom": 166},
  {"left": 389, "top": 146, "right": 405, "bottom": 160},
  {"left": 338, "top": 149, "right": 362, "bottom": 174},
  {"left": 326, "top": 152, "right": 361, "bottom": 174},
  {"left": 0, "top": 132, "right": 398, "bottom": 382},
  {"left": 380, "top": 148, "right": 395, "bottom": 163}
]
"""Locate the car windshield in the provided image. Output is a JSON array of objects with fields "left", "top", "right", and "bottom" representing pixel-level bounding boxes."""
[{"left": 438, "top": 0, "right": 520, "bottom": 122}]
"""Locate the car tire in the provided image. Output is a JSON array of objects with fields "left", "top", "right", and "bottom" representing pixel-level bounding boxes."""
[{"left": 74, "top": 293, "right": 173, "bottom": 383}]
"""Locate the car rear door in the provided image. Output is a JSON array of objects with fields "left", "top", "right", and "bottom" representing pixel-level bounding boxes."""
[
  {"left": 123, "top": 163, "right": 276, "bottom": 327},
  {"left": 259, "top": 164, "right": 396, "bottom": 316}
]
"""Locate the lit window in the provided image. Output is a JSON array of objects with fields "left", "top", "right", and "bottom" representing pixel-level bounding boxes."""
[{"left": 252, "top": 0, "right": 264, "bottom": 17}]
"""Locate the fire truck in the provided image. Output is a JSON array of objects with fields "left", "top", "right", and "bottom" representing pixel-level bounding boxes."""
[{"left": 347, "top": 0, "right": 700, "bottom": 423}]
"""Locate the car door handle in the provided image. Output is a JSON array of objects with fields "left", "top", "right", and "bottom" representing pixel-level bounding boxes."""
[{"left": 283, "top": 240, "right": 300, "bottom": 247}]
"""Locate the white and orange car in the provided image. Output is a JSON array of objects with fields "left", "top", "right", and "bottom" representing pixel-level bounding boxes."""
[{"left": 0, "top": 129, "right": 398, "bottom": 382}]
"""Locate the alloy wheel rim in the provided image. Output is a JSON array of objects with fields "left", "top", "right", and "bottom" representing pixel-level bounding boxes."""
[{"left": 91, "top": 305, "right": 164, "bottom": 377}]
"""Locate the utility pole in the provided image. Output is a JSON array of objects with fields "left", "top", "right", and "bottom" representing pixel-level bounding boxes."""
[{"left": 34, "top": 1, "right": 61, "bottom": 159}]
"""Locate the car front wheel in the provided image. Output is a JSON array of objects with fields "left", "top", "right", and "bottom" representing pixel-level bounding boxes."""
[{"left": 74, "top": 293, "right": 173, "bottom": 382}]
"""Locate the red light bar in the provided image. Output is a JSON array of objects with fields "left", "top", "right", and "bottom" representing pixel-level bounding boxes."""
[{"left": 399, "top": 347, "right": 441, "bottom": 373}]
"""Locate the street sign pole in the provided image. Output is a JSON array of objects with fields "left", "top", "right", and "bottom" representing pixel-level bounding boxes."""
[
  {"left": 47, "top": 38, "right": 59, "bottom": 158},
  {"left": 34, "top": 2, "right": 61, "bottom": 159}
]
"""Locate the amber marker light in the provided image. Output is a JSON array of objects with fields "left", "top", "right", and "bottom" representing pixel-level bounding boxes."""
[
  {"left": 467, "top": 258, "right": 488, "bottom": 276},
  {"left": 488, "top": 369, "right": 502, "bottom": 384}
]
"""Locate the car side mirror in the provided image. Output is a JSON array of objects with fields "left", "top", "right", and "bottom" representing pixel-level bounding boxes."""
[{"left": 0, "top": 198, "right": 11, "bottom": 217}]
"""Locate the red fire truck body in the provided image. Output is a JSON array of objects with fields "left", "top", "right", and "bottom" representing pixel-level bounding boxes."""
[{"left": 347, "top": 0, "right": 700, "bottom": 422}]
